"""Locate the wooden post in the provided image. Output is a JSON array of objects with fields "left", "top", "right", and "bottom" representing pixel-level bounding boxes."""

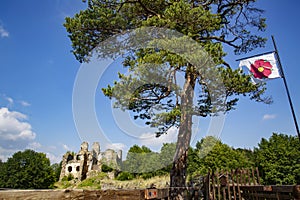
[
  {"left": 247, "top": 169, "right": 251, "bottom": 185},
  {"left": 242, "top": 169, "right": 245, "bottom": 185},
  {"left": 222, "top": 187, "right": 226, "bottom": 200},
  {"left": 293, "top": 185, "right": 300, "bottom": 199},
  {"left": 251, "top": 168, "right": 258, "bottom": 200},
  {"left": 206, "top": 172, "right": 211, "bottom": 200},
  {"left": 212, "top": 171, "right": 216, "bottom": 200},
  {"left": 236, "top": 170, "right": 242, "bottom": 199},
  {"left": 231, "top": 169, "right": 236, "bottom": 200},
  {"left": 216, "top": 170, "right": 221, "bottom": 200},
  {"left": 240, "top": 169, "right": 245, "bottom": 185},
  {"left": 226, "top": 170, "right": 231, "bottom": 200},
  {"left": 251, "top": 168, "right": 257, "bottom": 185},
  {"left": 256, "top": 167, "right": 260, "bottom": 185},
  {"left": 243, "top": 169, "right": 247, "bottom": 185},
  {"left": 219, "top": 169, "right": 226, "bottom": 200}
]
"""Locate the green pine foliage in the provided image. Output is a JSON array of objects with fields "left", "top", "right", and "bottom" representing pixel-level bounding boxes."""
[
  {"left": 65, "top": 0, "right": 267, "bottom": 63},
  {"left": 64, "top": 1, "right": 270, "bottom": 138}
]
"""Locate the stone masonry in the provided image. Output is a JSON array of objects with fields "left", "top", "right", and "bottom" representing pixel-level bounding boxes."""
[{"left": 59, "top": 142, "right": 122, "bottom": 181}]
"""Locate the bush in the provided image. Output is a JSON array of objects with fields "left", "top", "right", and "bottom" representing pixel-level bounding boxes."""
[
  {"left": 116, "top": 172, "right": 134, "bottom": 181},
  {"left": 101, "top": 164, "right": 114, "bottom": 172},
  {"left": 61, "top": 174, "right": 74, "bottom": 181}
]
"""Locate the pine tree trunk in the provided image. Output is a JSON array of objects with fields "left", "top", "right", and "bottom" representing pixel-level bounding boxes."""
[{"left": 170, "top": 68, "right": 196, "bottom": 200}]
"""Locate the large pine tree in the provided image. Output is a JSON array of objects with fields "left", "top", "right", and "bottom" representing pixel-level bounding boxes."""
[{"left": 64, "top": 0, "right": 269, "bottom": 198}]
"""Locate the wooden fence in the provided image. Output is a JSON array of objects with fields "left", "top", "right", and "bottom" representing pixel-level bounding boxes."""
[{"left": 203, "top": 168, "right": 300, "bottom": 200}]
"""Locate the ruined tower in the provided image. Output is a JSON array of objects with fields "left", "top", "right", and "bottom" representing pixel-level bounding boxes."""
[{"left": 59, "top": 141, "right": 122, "bottom": 181}]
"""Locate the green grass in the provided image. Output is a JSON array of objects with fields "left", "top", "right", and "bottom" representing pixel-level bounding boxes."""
[
  {"left": 77, "top": 172, "right": 108, "bottom": 189},
  {"left": 55, "top": 173, "right": 169, "bottom": 190}
]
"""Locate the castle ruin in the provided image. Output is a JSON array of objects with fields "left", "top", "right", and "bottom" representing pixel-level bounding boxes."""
[{"left": 59, "top": 142, "right": 122, "bottom": 181}]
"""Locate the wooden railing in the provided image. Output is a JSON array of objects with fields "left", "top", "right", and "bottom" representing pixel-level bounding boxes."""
[{"left": 203, "top": 168, "right": 300, "bottom": 200}]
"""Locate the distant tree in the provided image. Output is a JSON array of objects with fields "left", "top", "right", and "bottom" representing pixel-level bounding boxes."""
[
  {"left": 0, "top": 149, "right": 56, "bottom": 189},
  {"left": 122, "top": 145, "right": 159, "bottom": 178},
  {"left": 235, "top": 148, "right": 256, "bottom": 164},
  {"left": 65, "top": 1, "right": 268, "bottom": 197},
  {"left": 188, "top": 136, "right": 254, "bottom": 176},
  {"left": 187, "top": 146, "right": 202, "bottom": 177},
  {"left": 159, "top": 143, "right": 176, "bottom": 173},
  {"left": 51, "top": 162, "right": 62, "bottom": 182},
  {"left": 254, "top": 133, "right": 300, "bottom": 185},
  {"left": 120, "top": 143, "right": 175, "bottom": 179},
  {"left": 0, "top": 159, "right": 7, "bottom": 188}
]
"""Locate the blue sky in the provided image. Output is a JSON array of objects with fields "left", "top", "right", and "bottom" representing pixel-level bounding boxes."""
[{"left": 0, "top": 0, "right": 299, "bottom": 163}]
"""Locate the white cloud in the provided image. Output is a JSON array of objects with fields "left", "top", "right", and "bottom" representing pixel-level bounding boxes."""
[
  {"left": 0, "top": 107, "right": 36, "bottom": 141},
  {"left": 20, "top": 100, "right": 31, "bottom": 107},
  {"left": 62, "top": 144, "right": 71, "bottom": 151},
  {"left": 0, "top": 107, "right": 64, "bottom": 164},
  {"left": 105, "top": 143, "right": 126, "bottom": 151},
  {"left": 0, "top": 25, "right": 9, "bottom": 38},
  {"left": 46, "top": 152, "right": 62, "bottom": 164},
  {"left": 27, "top": 143, "right": 63, "bottom": 164},
  {"left": 5, "top": 97, "right": 13, "bottom": 105},
  {"left": 27, "top": 142, "right": 42, "bottom": 150},
  {"left": 263, "top": 114, "right": 277, "bottom": 121},
  {"left": 0, "top": 146, "right": 19, "bottom": 161},
  {"left": 0, "top": 107, "right": 36, "bottom": 161},
  {"left": 138, "top": 127, "right": 178, "bottom": 149}
]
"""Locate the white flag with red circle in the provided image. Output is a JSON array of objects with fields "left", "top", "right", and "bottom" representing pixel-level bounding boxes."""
[{"left": 239, "top": 52, "right": 281, "bottom": 83}]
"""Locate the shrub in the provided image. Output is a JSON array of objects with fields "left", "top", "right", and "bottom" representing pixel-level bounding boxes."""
[
  {"left": 116, "top": 172, "right": 134, "bottom": 181},
  {"left": 61, "top": 174, "right": 74, "bottom": 181},
  {"left": 101, "top": 164, "right": 114, "bottom": 172}
]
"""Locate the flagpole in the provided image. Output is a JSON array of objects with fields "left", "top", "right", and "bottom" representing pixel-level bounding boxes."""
[{"left": 271, "top": 35, "right": 300, "bottom": 142}]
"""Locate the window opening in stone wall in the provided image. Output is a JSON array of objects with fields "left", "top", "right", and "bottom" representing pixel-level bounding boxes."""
[
  {"left": 76, "top": 166, "right": 80, "bottom": 171},
  {"left": 68, "top": 166, "right": 72, "bottom": 172},
  {"left": 67, "top": 155, "right": 74, "bottom": 162}
]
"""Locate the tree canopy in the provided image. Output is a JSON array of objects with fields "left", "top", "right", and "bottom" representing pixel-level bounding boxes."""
[
  {"left": 65, "top": 0, "right": 267, "bottom": 63},
  {"left": 254, "top": 133, "right": 300, "bottom": 185},
  {"left": 119, "top": 133, "right": 299, "bottom": 186},
  {"left": 121, "top": 143, "right": 176, "bottom": 179},
  {"left": 188, "top": 136, "right": 254, "bottom": 177},
  {"left": 0, "top": 149, "right": 56, "bottom": 189}
]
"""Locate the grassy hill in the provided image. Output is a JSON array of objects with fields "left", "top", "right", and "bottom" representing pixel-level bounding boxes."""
[{"left": 55, "top": 172, "right": 169, "bottom": 190}]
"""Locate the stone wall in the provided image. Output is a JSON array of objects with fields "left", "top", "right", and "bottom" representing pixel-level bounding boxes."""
[{"left": 0, "top": 189, "right": 145, "bottom": 200}]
